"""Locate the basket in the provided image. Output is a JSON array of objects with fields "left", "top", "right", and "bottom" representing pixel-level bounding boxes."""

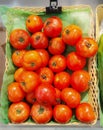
[{"left": 0, "top": 5, "right": 99, "bottom": 126}]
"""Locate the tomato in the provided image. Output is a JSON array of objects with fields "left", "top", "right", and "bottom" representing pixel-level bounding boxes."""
[
  {"left": 19, "top": 71, "right": 40, "bottom": 93},
  {"left": 31, "top": 102, "right": 52, "bottom": 124},
  {"left": 35, "top": 83, "right": 56, "bottom": 106},
  {"left": 12, "top": 50, "right": 26, "bottom": 67},
  {"left": 43, "top": 16, "right": 62, "bottom": 38},
  {"left": 76, "top": 103, "right": 96, "bottom": 123},
  {"left": 61, "top": 88, "right": 81, "bottom": 108},
  {"left": 54, "top": 71, "right": 70, "bottom": 90},
  {"left": 8, "top": 102, "right": 30, "bottom": 123},
  {"left": 70, "top": 70, "right": 90, "bottom": 93},
  {"left": 7, "top": 82, "right": 25, "bottom": 103},
  {"left": 53, "top": 104, "right": 72, "bottom": 123},
  {"left": 66, "top": 52, "right": 86, "bottom": 71},
  {"left": 54, "top": 88, "right": 61, "bottom": 105},
  {"left": 10, "top": 29, "right": 30, "bottom": 49},
  {"left": 26, "top": 91, "right": 36, "bottom": 104},
  {"left": 30, "top": 32, "right": 48, "bottom": 49},
  {"left": 49, "top": 55, "right": 67, "bottom": 73},
  {"left": 22, "top": 50, "right": 42, "bottom": 71},
  {"left": 48, "top": 37, "right": 65, "bottom": 55},
  {"left": 26, "top": 15, "right": 43, "bottom": 33},
  {"left": 62, "top": 24, "right": 82, "bottom": 46},
  {"left": 37, "top": 67, "right": 54, "bottom": 84},
  {"left": 14, "top": 67, "right": 25, "bottom": 82},
  {"left": 76, "top": 37, "right": 98, "bottom": 58},
  {"left": 36, "top": 49, "right": 49, "bottom": 67}
]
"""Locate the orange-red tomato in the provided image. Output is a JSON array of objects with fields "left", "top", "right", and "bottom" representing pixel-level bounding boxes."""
[
  {"left": 61, "top": 88, "right": 81, "bottom": 108},
  {"left": 76, "top": 103, "right": 96, "bottom": 123},
  {"left": 49, "top": 55, "right": 67, "bottom": 73},
  {"left": 36, "top": 49, "right": 49, "bottom": 67},
  {"left": 70, "top": 70, "right": 90, "bottom": 93},
  {"left": 48, "top": 37, "right": 65, "bottom": 55},
  {"left": 10, "top": 29, "right": 30, "bottom": 49},
  {"left": 26, "top": 15, "right": 43, "bottom": 33},
  {"left": 62, "top": 24, "right": 82, "bottom": 46},
  {"left": 30, "top": 32, "right": 48, "bottom": 49},
  {"left": 7, "top": 82, "right": 25, "bottom": 103},
  {"left": 66, "top": 52, "right": 86, "bottom": 71},
  {"left": 22, "top": 50, "right": 42, "bottom": 71},
  {"left": 54, "top": 88, "right": 61, "bottom": 105},
  {"left": 53, "top": 104, "right": 72, "bottom": 123},
  {"left": 37, "top": 67, "right": 54, "bottom": 84},
  {"left": 19, "top": 71, "right": 40, "bottom": 93},
  {"left": 54, "top": 71, "right": 71, "bottom": 90},
  {"left": 43, "top": 16, "right": 62, "bottom": 38},
  {"left": 12, "top": 50, "right": 26, "bottom": 67},
  {"left": 76, "top": 37, "right": 98, "bottom": 58},
  {"left": 31, "top": 102, "right": 53, "bottom": 124},
  {"left": 26, "top": 91, "right": 36, "bottom": 104},
  {"left": 8, "top": 102, "right": 30, "bottom": 123}
]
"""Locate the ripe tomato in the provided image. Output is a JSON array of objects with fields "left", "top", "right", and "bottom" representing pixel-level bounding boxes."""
[
  {"left": 10, "top": 29, "right": 30, "bottom": 49},
  {"left": 12, "top": 50, "right": 26, "bottom": 67},
  {"left": 14, "top": 67, "right": 25, "bottom": 82},
  {"left": 30, "top": 32, "right": 48, "bottom": 49},
  {"left": 35, "top": 83, "right": 56, "bottom": 106},
  {"left": 66, "top": 52, "right": 86, "bottom": 71},
  {"left": 19, "top": 71, "right": 40, "bottom": 93},
  {"left": 70, "top": 70, "right": 90, "bottom": 93},
  {"left": 54, "top": 88, "right": 61, "bottom": 105},
  {"left": 76, "top": 37, "right": 98, "bottom": 58},
  {"left": 48, "top": 37, "right": 65, "bottom": 55},
  {"left": 43, "top": 16, "right": 62, "bottom": 38},
  {"left": 36, "top": 49, "right": 49, "bottom": 67},
  {"left": 31, "top": 102, "right": 52, "bottom": 124},
  {"left": 61, "top": 88, "right": 81, "bottom": 108},
  {"left": 37, "top": 67, "right": 54, "bottom": 84},
  {"left": 53, "top": 104, "right": 72, "bottom": 123},
  {"left": 22, "top": 50, "right": 42, "bottom": 71},
  {"left": 8, "top": 102, "right": 30, "bottom": 123},
  {"left": 54, "top": 71, "right": 70, "bottom": 90},
  {"left": 7, "top": 82, "right": 25, "bottom": 103},
  {"left": 26, "top": 15, "right": 43, "bottom": 33},
  {"left": 76, "top": 103, "right": 96, "bottom": 123},
  {"left": 62, "top": 24, "right": 82, "bottom": 46},
  {"left": 49, "top": 55, "right": 66, "bottom": 73},
  {"left": 26, "top": 91, "right": 36, "bottom": 104}
]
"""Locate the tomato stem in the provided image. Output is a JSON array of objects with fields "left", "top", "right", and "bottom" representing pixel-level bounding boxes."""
[
  {"left": 36, "top": 35, "right": 40, "bottom": 41},
  {"left": 65, "top": 29, "right": 70, "bottom": 34},
  {"left": 41, "top": 74, "right": 47, "bottom": 79},
  {"left": 16, "top": 109, "right": 21, "bottom": 114},
  {"left": 38, "top": 106, "right": 44, "bottom": 114},
  {"left": 19, "top": 37, "right": 24, "bottom": 42},
  {"left": 85, "top": 41, "right": 91, "bottom": 48}
]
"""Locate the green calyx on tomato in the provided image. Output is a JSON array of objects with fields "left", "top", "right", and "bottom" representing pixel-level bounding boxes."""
[{"left": 38, "top": 106, "right": 44, "bottom": 114}]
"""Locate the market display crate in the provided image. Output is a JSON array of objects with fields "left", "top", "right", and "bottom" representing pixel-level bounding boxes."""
[{"left": 0, "top": 4, "right": 99, "bottom": 126}]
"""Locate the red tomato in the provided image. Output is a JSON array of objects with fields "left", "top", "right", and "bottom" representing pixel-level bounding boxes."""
[
  {"left": 31, "top": 102, "right": 52, "bottom": 124},
  {"left": 48, "top": 37, "right": 65, "bottom": 55},
  {"left": 8, "top": 102, "right": 30, "bottom": 123},
  {"left": 35, "top": 83, "right": 56, "bottom": 106},
  {"left": 70, "top": 70, "right": 90, "bottom": 93},
  {"left": 30, "top": 32, "right": 48, "bottom": 49},
  {"left": 7, "top": 82, "right": 25, "bottom": 103},
  {"left": 22, "top": 50, "right": 42, "bottom": 71},
  {"left": 61, "top": 88, "right": 81, "bottom": 108},
  {"left": 53, "top": 104, "right": 72, "bottom": 123},
  {"left": 37, "top": 67, "right": 54, "bottom": 84},
  {"left": 49, "top": 55, "right": 67, "bottom": 73},
  {"left": 26, "top": 91, "right": 36, "bottom": 104},
  {"left": 76, "top": 37, "right": 98, "bottom": 58},
  {"left": 36, "top": 49, "right": 49, "bottom": 67},
  {"left": 19, "top": 71, "right": 40, "bottom": 93},
  {"left": 54, "top": 71, "right": 70, "bottom": 90},
  {"left": 12, "top": 50, "right": 26, "bottom": 67},
  {"left": 62, "top": 24, "right": 82, "bottom": 46},
  {"left": 54, "top": 88, "right": 61, "bottom": 105},
  {"left": 26, "top": 15, "right": 43, "bottom": 33},
  {"left": 76, "top": 103, "right": 96, "bottom": 123},
  {"left": 10, "top": 29, "right": 30, "bottom": 49},
  {"left": 66, "top": 52, "right": 86, "bottom": 71},
  {"left": 43, "top": 16, "right": 62, "bottom": 38}
]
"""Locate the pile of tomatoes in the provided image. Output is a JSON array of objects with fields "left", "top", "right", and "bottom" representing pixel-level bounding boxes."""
[{"left": 7, "top": 14, "right": 98, "bottom": 124}]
